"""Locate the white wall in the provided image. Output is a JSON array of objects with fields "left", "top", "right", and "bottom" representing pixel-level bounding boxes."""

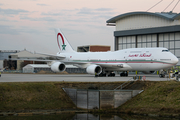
[{"left": 116, "top": 14, "right": 180, "bottom": 31}]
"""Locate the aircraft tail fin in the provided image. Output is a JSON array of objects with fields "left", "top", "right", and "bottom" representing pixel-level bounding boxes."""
[{"left": 55, "top": 28, "right": 75, "bottom": 53}]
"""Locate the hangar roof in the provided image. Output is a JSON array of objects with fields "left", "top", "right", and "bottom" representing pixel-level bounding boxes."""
[
  {"left": 10, "top": 49, "right": 47, "bottom": 58},
  {"left": 107, "top": 11, "right": 180, "bottom": 23}
]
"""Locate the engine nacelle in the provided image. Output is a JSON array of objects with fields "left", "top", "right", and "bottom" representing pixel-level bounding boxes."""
[
  {"left": 142, "top": 71, "right": 156, "bottom": 74},
  {"left": 51, "top": 62, "right": 66, "bottom": 72},
  {"left": 86, "top": 65, "right": 102, "bottom": 75}
]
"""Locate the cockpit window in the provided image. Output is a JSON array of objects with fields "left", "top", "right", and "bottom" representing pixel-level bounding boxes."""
[{"left": 162, "top": 50, "right": 169, "bottom": 52}]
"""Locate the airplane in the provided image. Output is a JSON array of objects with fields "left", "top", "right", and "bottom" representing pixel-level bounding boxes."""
[{"left": 34, "top": 28, "right": 179, "bottom": 77}]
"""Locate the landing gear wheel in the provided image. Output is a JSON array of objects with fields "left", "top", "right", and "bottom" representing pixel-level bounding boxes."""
[
  {"left": 159, "top": 74, "right": 165, "bottom": 78},
  {"left": 120, "top": 71, "right": 128, "bottom": 77},
  {"left": 108, "top": 72, "right": 115, "bottom": 77},
  {"left": 98, "top": 73, "right": 106, "bottom": 77}
]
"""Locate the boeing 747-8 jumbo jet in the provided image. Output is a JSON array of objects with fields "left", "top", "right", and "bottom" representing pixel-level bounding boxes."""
[
  {"left": 35, "top": 29, "right": 179, "bottom": 76},
  {"left": 36, "top": 29, "right": 179, "bottom": 77}
]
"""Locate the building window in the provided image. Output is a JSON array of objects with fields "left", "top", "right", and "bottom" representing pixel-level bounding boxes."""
[
  {"left": 159, "top": 42, "right": 163, "bottom": 47},
  {"left": 131, "top": 36, "right": 136, "bottom": 43},
  {"left": 152, "top": 42, "right": 157, "bottom": 47},
  {"left": 147, "top": 35, "right": 151, "bottom": 42},
  {"left": 137, "top": 43, "right": 141, "bottom": 48},
  {"left": 170, "top": 50, "right": 175, "bottom": 54},
  {"left": 118, "top": 36, "right": 136, "bottom": 50},
  {"left": 142, "top": 35, "right": 147, "bottom": 42},
  {"left": 123, "top": 37, "right": 126, "bottom": 44},
  {"left": 127, "top": 36, "right": 131, "bottom": 43},
  {"left": 152, "top": 34, "right": 157, "bottom": 41},
  {"left": 118, "top": 44, "right": 122, "bottom": 49},
  {"left": 170, "top": 41, "right": 175, "bottom": 49},
  {"left": 175, "top": 32, "right": 180, "bottom": 40},
  {"left": 159, "top": 34, "right": 163, "bottom": 41},
  {"left": 175, "top": 41, "right": 180, "bottom": 48},
  {"left": 164, "top": 33, "right": 169, "bottom": 41},
  {"left": 137, "top": 36, "right": 141, "bottom": 43},
  {"left": 142, "top": 43, "right": 146, "bottom": 48},
  {"left": 123, "top": 44, "right": 126, "bottom": 49},
  {"left": 127, "top": 44, "right": 131, "bottom": 48},
  {"left": 164, "top": 42, "right": 169, "bottom": 49},
  {"left": 170, "top": 33, "right": 174, "bottom": 40},
  {"left": 132, "top": 43, "right": 136, "bottom": 48},
  {"left": 175, "top": 49, "right": 180, "bottom": 57}
]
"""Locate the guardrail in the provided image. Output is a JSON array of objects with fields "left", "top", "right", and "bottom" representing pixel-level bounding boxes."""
[{"left": 114, "top": 76, "right": 142, "bottom": 90}]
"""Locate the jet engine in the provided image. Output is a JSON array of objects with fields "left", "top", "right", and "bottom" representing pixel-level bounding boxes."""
[
  {"left": 142, "top": 71, "right": 156, "bottom": 74},
  {"left": 51, "top": 62, "right": 66, "bottom": 72},
  {"left": 86, "top": 65, "right": 102, "bottom": 75}
]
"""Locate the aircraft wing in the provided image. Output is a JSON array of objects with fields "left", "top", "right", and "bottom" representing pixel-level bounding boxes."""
[
  {"left": 8, "top": 58, "right": 88, "bottom": 65},
  {"left": 9, "top": 58, "right": 60, "bottom": 62},
  {"left": 9, "top": 52, "right": 66, "bottom": 62},
  {"left": 35, "top": 52, "right": 66, "bottom": 60}
]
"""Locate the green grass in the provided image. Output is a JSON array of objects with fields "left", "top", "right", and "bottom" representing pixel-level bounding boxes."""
[
  {"left": 119, "top": 81, "right": 180, "bottom": 115},
  {"left": 0, "top": 81, "right": 123, "bottom": 111},
  {"left": 0, "top": 82, "right": 75, "bottom": 110}
]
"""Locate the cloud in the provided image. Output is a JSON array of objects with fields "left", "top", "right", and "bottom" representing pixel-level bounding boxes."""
[
  {"left": 77, "top": 7, "right": 114, "bottom": 15},
  {"left": 0, "top": 25, "right": 42, "bottom": 35},
  {"left": 0, "top": 8, "right": 29, "bottom": 15},
  {"left": 0, "top": 25, "right": 20, "bottom": 35},
  {"left": 77, "top": 8, "right": 94, "bottom": 15},
  {"left": 95, "top": 8, "right": 114, "bottom": 11},
  {"left": 40, "top": 7, "right": 115, "bottom": 23},
  {"left": 18, "top": 27, "right": 41, "bottom": 34},
  {"left": 0, "top": 18, "right": 9, "bottom": 22},
  {"left": 41, "top": 7, "right": 114, "bottom": 17},
  {"left": 20, "top": 16, "right": 57, "bottom": 21},
  {"left": 37, "top": 3, "right": 49, "bottom": 6},
  {"left": 41, "top": 12, "right": 64, "bottom": 16}
]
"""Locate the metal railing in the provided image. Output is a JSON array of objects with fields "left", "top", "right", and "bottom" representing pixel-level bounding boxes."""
[{"left": 114, "top": 76, "right": 142, "bottom": 90}]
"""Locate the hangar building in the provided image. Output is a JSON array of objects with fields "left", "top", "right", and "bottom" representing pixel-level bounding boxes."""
[
  {"left": 8, "top": 49, "right": 47, "bottom": 70},
  {"left": 107, "top": 11, "right": 180, "bottom": 65},
  {"left": 0, "top": 50, "right": 20, "bottom": 69}
]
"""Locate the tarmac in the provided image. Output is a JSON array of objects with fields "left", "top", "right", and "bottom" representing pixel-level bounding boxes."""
[{"left": 0, "top": 73, "right": 171, "bottom": 82}]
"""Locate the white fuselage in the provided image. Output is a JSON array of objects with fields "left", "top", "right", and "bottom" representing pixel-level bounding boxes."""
[{"left": 58, "top": 47, "right": 179, "bottom": 72}]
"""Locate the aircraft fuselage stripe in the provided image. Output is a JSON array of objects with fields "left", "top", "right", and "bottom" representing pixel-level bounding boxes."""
[{"left": 72, "top": 60, "right": 173, "bottom": 65}]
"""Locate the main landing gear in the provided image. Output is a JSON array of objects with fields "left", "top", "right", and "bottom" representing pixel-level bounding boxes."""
[
  {"left": 95, "top": 72, "right": 115, "bottom": 77},
  {"left": 95, "top": 71, "right": 129, "bottom": 77},
  {"left": 120, "top": 71, "right": 128, "bottom": 77},
  {"left": 98, "top": 73, "right": 106, "bottom": 77},
  {"left": 108, "top": 72, "right": 115, "bottom": 77}
]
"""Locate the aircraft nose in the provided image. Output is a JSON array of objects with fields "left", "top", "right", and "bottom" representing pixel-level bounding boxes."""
[{"left": 173, "top": 57, "right": 179, "bottom": 64}]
